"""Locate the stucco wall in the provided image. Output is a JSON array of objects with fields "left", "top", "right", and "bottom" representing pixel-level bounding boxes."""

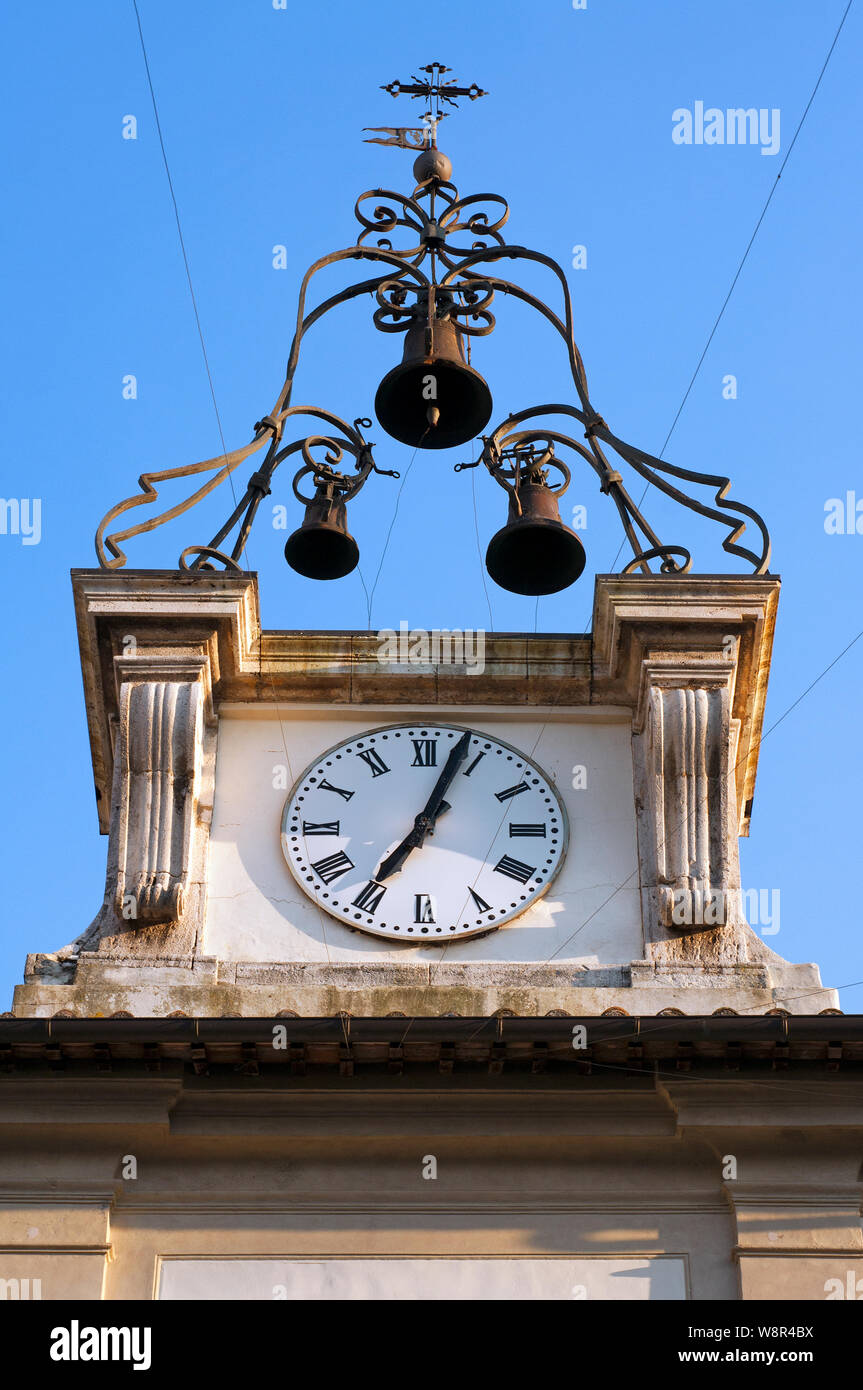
[{"left": 205, "top": 705, "right": 642, "bottom": 966}]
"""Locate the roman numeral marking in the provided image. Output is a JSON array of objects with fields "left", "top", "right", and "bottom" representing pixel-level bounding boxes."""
[
  {"left": 414, "top": 893, "right": 435, "bottom": 923},
  {"left": 468, "top": 887, "right": 491, "bottom": 913},
  {"left": 352, "top": 881, "right": 387, "bottom": 914},
  {"left": 495, "top": 781, "right": 529, "bottom": 802},
  {"left": 411, "top": 739, "right": 437, "bottom": 767},
  {"left": 463, "top": 751, "right": 486, "bottom": 778},
  {"left": 302, "top": 820, "right": 340, "bottom": 836},
  {"left": 509, "top": 823, "right": 547, "bottom": 837},
  {"left": 310, "top": 850, "right": 354, "bottom": 885},
  {"left": 317, "top": 778, "right": 355, "bottom": 801},
  {"left": 356, "top": 748, "right": 390, "bottom": 777},
  {"left": 494, "top": 855, "right": 536, "bottom": 884}
]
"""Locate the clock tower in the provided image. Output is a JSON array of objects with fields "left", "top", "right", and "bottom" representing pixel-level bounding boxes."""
[
  {"left": 15, "top": 566, "right": 833, "bottom": 1022},
  {"left": 2, "top": 67, "right": 859, "bottom": 1307}
]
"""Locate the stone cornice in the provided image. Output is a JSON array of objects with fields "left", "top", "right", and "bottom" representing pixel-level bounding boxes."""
[
  {"left": 71, "top": 570, "right": 779, "bottom": 842},
  {"left": 0, "top": 1014, "right": 857, "bottom": 1045},
  {"left": 72, "top": 569, "right": 259, "bottom": 832}
]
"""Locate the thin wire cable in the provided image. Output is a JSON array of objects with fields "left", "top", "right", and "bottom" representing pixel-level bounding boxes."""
[
  {"left": 604, "top": 0, "right": 854, "bottom": 580},
  {"left": 424, "top": 617, "right": 863, "bottom": 995},
  {"left": 471, "top": 467, "right": 495, "bottom": 632},
  {"left": 457, "top": 0, "right": 863, "bottom": 1000},
  {"left": 365, "top": 444, "right": 421, "bottom": 628},
  {"left": 133, "top": 2, "right": 856, "bottom": 1011},
  {"left": 130, "top": 1, "right": 337, "bottom": 964},
  {"left": 131, "top": 0, "right": 239, "bottom": 513},
  {"left": 400, "top": 979, "right": 863, "bottom": 1060},
  {"left": 356, "top": 567, "right": 373, "bottom": 628},
  {"left": 544, "top": 619, "right": 863, "bottom": 970},
  {"left": 457, "top": 0, "right": 859, "bottom": 991},
  {"left": 737, "top": 978, "right": 863, "bottom": 1012},
  {"left": 368, "top": 427, "right": 494, "bottom": 632},
  {"left": 564, "top": 1055, "right": 863, "bottom": 1106}
]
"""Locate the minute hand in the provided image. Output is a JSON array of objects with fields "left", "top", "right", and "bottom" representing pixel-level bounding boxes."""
[
  {"left": 419, "top": 729, "right": 472, "bottom": 820},
  {"left": 375, "top": 730, "right": 472, "bottom": 881}
]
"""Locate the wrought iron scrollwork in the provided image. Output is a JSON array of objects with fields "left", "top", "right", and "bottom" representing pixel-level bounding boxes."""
[
  {"left": 459, "top": 438, "right": 572, "bottom": 513},
  {"left": 354, "top": 189, "right": 429, "bottom": 261},
  {"left": 95, "top": 63, "right": 771, "bottom": 582},
  {"left": 97, "top": 411, "right": 396, "bottom": 573},
  {"left": 457, "top": 405, "right": 770, "bottom": 576},
  {"left": 371, "top": 276, "right": 495, "bottom": 339}
]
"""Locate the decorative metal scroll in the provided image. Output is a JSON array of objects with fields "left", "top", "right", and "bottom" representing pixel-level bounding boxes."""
[
  {"left": 97, "top": 411, "right": 397, "bottom": 572},
  {"left": 94, "top": 170, "right": 512, "bottom": 570},
  {"left": 456, "top": 405, "right": 770, "bottom": 576},
  {"left": 353, "top": 180, "right": 510, "bottom": 263},
  {"left": 458, "top": 438, "right": 572, "bottom": 513},
  {"left": 95, "top": 63, "right": 770, "bottom": 578}
]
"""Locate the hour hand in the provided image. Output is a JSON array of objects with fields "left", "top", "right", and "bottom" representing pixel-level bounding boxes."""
[{"left": 375, "top": 800, "right": 451, "bottom": 881}]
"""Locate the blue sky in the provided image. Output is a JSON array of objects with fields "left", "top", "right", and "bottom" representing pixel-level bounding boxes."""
[{"left": 1, "top": 0, "right": 860, "bottom": 1007}]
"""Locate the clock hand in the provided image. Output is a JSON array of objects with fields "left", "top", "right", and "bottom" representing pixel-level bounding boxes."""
[
  {"left": 420, "top": 729, "right": 472, "bottom": 821},
  {"left": 374, "top": 799, "right": 451, "bottom": 882},
  {"left": 375, "top": 730, "right": 472, "bottom": 881}
]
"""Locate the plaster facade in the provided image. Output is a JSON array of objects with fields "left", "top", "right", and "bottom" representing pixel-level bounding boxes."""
[
  {"left": 2, "top": 1031, "right": 862, "bottom": 1303},
  {"left": 206, "top": 707, "right": 642, "bottom": 966},
  {"left": 12, "top": 569, "right": 837, "bottom": 1018},
  {"left": 2, "top": 570, "right": 857, "bottom": 1305}
]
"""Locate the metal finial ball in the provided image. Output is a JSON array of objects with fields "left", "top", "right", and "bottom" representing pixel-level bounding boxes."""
[{"left": 413, "top": 147, "right": 452, "bottom": 184}]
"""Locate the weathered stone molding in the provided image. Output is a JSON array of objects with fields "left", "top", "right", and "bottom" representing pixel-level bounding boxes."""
[
  {"left": 635, "top": 656, "right": 740, "bottom": 938},
  {"left": 592, "top": 575, "right": 781, "bottom": 963},
  {"left": 18, "top": 568, "right": 830, "bottom": 1011},
  {"left": 83, "top": 653, "right": 217, "bottom": 955},
  {"left": 592, "top": 574, "right": 779, "bottom": 838},
  {"left": 67, "top": 574, "right": 245, "bottom": 957},
  {"left": 13, "top": 952, "right": 838, "bottom": 1016},
  {"left": 71, "top": 569, "right": 258, "bottom": 830},
  {"left": 111, "top": 657, "right": 207, "bottom": 926}
]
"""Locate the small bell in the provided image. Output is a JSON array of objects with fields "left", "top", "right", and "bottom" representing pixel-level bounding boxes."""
[
  {"left": 486, "top": 479, "right": 586, "bottom": 596},
  {"left": 374, "top": 290, "right": 492, "bottom": 450},
  {"left": 284, "top": 484, "right": 359, "bottom": 581}
]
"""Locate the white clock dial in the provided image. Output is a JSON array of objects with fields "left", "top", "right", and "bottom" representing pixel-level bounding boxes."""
[{"left": 280, "top": 722, "right": 568, "bottom": 942}]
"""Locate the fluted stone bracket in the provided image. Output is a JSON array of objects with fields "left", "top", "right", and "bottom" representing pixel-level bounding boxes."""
[
  {"left": 112, "top": 659, "right": 206, "bottom": 920},
  {"left": 68, "top": 570, "right": 260, "bottom": 958},
  {"left": 592, "top": 575, "right": 781, "bottom": 962},
  {"left": 87, "top": 656, "right": 215, "bottom": 954},
  {"left": 634, "top": 674, "right": 752, "bottom": 964},
  {"left": 636, "top": 657, "right": 740, "bottom": 938},
  {"left": 17, "top": 568, "right": 822, "bottom": 1009}
]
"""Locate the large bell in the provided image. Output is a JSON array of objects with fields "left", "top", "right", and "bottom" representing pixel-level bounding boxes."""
[
  {"left": 284, "top": 486, "right": 359, "bottom": 581},
  {"left": 374, "top": 295, "right": 492, "bottom": 450},
  {"left": 486, "top": 481, "right": 587, "bottom": 596}
]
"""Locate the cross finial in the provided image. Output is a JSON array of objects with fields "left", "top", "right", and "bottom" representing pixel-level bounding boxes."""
[{"left": 380, "top": 61, "right": 487, "bottom": 146}]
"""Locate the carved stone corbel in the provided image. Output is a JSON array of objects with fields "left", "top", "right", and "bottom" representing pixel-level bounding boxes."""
[
  {"left": 90, "top": 654, "right": 217, "bottom": 956},
  {"left": 114, "top": 669, "right": 202, "bottom": 923},
  {"left": 592, "top": 575, "right": 781, "bottom": 966},
  {"left": 633, "top": 656, "right": 742, "bottom": 944}
]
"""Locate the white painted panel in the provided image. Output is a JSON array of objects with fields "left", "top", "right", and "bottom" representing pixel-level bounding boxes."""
[
  {"left": 158, "top": 1256, "right": 686, "bottom": 1301},
  {"left": 205, "top": 708, "right": 641, "bottom": 964}
]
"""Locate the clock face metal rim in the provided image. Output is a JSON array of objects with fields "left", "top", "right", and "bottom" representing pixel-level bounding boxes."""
[{"left": 280, "top": 720, "right": 570, "bottom": 943}]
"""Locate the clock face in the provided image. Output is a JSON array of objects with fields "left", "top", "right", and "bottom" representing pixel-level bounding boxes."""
[{"left": 281, "top": 722, "right": 568, "bottom": 942}]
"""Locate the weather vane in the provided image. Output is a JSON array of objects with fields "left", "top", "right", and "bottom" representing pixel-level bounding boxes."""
[{"left": 363, "top": 60, "right": 487, "bottom": 152}]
